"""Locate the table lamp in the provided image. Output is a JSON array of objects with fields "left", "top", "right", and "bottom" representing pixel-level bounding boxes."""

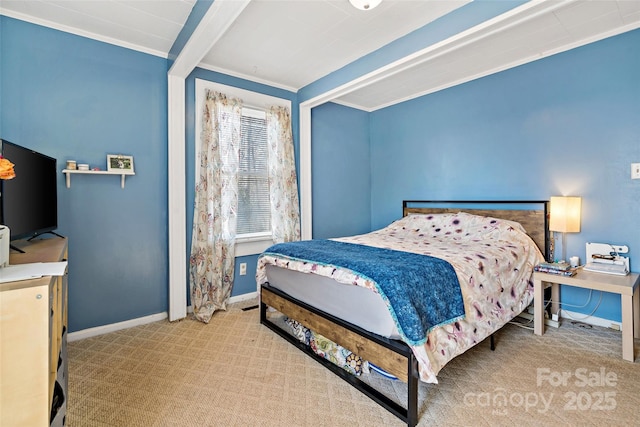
[{"left": 549, "top": 196, "right": 581, "bottom": 263}]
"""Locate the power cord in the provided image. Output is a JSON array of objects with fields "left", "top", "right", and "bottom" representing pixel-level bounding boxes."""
[
  {"left": 560, "top": 291, "right": 603, "bottom": 321},
  {"left": 544, "top": 289, "right": 604, "bottom": 321},
  {"left": 509, "top": 298, "right": 552, "bottom": 330},
  {"left": 508, "top": 320, "right": 534, "bottom": 330},
  {"left": 546, "top": 289, "right": 594, "bottom": 309}
]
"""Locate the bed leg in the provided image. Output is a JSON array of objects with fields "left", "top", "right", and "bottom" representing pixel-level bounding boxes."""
[
  {"left": 259, "top": 296, "right": 267, "bottom": 325},
  {"left": 490, "top": 334, "right": 495, "bottom": 351},
  {"left": 407, "top": 353, "right": 419, "bottom": 427}
]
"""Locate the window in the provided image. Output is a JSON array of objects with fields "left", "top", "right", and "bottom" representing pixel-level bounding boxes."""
[
  {"left": 195, "top": 79, "right": 292, "bottom": 256},
  {"left": 237, "top": 108, "right": 270, "bottom": 237}
]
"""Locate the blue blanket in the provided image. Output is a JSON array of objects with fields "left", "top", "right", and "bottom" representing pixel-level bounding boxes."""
[{"left": 262, "top": 240, "right": 465, "bottom": 346}]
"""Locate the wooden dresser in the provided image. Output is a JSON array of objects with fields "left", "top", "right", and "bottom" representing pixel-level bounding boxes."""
[{"left": 0, "top": 237, "right": 68, "bottom": 426}]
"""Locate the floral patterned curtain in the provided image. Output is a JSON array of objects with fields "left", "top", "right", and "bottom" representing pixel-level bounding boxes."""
[
  {"left": 189, "top": 90, "right": 242, "bottom": 323},
  {"left": 266, "top": 106, "right": 301, "bottom": 243}
]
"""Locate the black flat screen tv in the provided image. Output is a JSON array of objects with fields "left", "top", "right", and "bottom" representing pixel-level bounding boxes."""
[{"left": 0, "top": 139, "right": 58, "bottom": 241}]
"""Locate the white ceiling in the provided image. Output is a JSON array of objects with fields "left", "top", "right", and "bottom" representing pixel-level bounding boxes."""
[
  {"left": 199, "top": 0, "right": 468, "bottom": 89},
  {"left": 2, "top": 0, "right": 640, "bottom": 111}
]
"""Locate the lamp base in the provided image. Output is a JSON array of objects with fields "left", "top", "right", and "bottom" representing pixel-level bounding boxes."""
[{"left": 550, "top": 231, "right": 567, "bottom": 263}]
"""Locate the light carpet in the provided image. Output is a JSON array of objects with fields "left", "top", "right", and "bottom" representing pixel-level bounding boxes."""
[{"left": 67, "top": 301, "right": 640, "bottom": 427}]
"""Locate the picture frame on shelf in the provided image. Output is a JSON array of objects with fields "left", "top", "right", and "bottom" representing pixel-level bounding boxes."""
[{"left": 107, "top": 154, "right": 134, "bottom": 173}]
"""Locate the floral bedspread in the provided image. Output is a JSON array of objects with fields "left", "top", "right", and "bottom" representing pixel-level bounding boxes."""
[{"left": 257, "top": 212, "right": 544, "bottom": 383}]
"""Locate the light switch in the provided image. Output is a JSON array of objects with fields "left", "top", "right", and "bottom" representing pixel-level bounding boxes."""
[{"left": 632, "top": 163, "right": 640, "bottom": 180}]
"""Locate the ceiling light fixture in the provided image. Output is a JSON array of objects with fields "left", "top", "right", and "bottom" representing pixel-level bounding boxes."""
[{"left": 349, "top": 0, "right": 382, "bottom": 11}]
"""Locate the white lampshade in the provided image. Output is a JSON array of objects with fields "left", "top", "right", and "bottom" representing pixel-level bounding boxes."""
[
  {"left": 549, "top": 196, "right": 581, "bottom": 233},
  {"left": 349, "top": 0, "right": 382, "bottom": 10}
]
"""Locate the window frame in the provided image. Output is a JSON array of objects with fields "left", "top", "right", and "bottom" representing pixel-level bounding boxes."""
[{"left": 195, "top": 79, "right": 291, "bottom": 256}]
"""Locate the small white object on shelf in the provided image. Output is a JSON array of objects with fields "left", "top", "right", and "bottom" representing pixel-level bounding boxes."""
[{"left": 62, "top": 169, "right": 135, "bottom": 189}]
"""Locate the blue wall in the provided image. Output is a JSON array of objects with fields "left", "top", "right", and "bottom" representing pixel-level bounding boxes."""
[
  {"left": 367, "top": 29, "right": 640, "bottom": 322},
  {"left": 311, "top": 102, "right": 371, "bottom": 238},
  {"left": 185, "top": 68, "right": 299, "bottom": 298},
  {"left": 1, "top": 17, "right": 169, "bottom": 332}
]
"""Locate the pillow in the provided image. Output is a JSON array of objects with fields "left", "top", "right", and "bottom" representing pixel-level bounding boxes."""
[
  {"left": 388, "top": 212, "right": 527, "bottom": 237},
  {"left": 285, "top": 318, "right": 311, "bottom": 345},
  {"left": 285, "top": 317, "right": 369, "bottom": 376},
  {"left": 310, "top": 332, "right": 368, "bottom": 376}
]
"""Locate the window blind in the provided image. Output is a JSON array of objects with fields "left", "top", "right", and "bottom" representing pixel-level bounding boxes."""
[{"left": 237, "top": 109, "right": 271, "bottom": 235}]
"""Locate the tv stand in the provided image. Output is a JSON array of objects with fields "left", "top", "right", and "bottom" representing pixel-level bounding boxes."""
[
  {"left": 10, "top": 244, "right": 25, "bottom": 254},
  {"left": 28, "top": 231, "right": 64, "bottom": 241},
  {"left": 11, "top": 232, "right": 64, "bottom": 253}
]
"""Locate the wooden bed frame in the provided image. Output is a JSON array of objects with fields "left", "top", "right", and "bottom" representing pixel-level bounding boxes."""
[{"left": 260, "top": 200, "right": 549, "bottom": 426}]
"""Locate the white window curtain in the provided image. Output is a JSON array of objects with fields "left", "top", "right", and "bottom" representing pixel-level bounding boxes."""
[
  {"left": 189, "top": 90, "right": 242, "bottom": 323},
  {"left": 266, "top": 106, "right": 301, "bottom": 243}
]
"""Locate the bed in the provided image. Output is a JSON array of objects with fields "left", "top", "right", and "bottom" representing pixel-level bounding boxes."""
[{"left": 258, "top": 200, "right": 549, "bottom": 426}]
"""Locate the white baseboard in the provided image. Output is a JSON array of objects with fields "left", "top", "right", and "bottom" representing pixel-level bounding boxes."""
[
  {"left": 186, "top": 291, "right": 258, "bottom": 313},
  {"left": 229, "top": 291, "right": 257, "bottom": 305},
  {"left": 68, "top": 312, "right": 168, "bottom": 342},
  {"left": 70, "top": 292, "right": 259, "bottom": 342},
  {"left": 559, "top": 309, "right": 623, "bottom": 331},
  {"left": 519, "top": 306, "right": 623, "bottom": 331}
]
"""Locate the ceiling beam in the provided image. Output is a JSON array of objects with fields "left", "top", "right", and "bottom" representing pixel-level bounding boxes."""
[
  {"left": 167, "top": 0, "right": 251, "bottom": 321},
  {"left": 169, "top": 0, "right": 252, "bottom": 79}
]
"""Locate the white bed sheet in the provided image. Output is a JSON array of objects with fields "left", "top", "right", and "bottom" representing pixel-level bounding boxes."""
[{"left": 265, "top": 264, "right": 401, "bottom": 339}]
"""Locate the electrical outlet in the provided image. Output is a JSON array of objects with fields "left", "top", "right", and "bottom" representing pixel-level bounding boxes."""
[
  {"left": 632, "top": 163, "right": 640, "bottom": 180},
  {"left": 239, "top": 263, "right": 247, "bottom": 276}
]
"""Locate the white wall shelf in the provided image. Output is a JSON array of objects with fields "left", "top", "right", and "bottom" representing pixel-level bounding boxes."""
[{"left": 62, "top": 169, "right": 135, "bottom": 189}]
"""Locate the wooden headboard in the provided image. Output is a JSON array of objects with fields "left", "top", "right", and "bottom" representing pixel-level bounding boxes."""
[{"left": 402, "top": 200, "right": 549, "bottom": 260}]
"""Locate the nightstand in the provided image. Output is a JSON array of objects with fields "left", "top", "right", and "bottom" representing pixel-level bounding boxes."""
[{"left": 533, "top": 269, "right": 640, "bottom": 362}]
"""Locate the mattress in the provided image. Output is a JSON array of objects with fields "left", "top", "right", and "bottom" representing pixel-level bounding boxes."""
[{"left": 265, "top": 264, "right": 401, "bottom": 339}]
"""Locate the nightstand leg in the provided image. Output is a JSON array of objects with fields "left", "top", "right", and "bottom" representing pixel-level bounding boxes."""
[
  {"left": 634, "top": 286, "right": 639, "bottom": 340},
  {"left": 534, "top": 278, "right": 544, "bottom": 335},
  {"left": 621, "top": 294, "right": 633, "bottom": 362},
  {"left": 551, "top": 283, "right": 560, "bottom": 318}
]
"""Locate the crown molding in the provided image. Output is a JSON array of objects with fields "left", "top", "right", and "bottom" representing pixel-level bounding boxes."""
[{"left": 0, "top": 10, "right": 167, "bottom": 58}]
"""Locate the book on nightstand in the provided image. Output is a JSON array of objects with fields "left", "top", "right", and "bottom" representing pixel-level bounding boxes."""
[{"left": 534, "top": 262, "right": 576, "bottom": 276}]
